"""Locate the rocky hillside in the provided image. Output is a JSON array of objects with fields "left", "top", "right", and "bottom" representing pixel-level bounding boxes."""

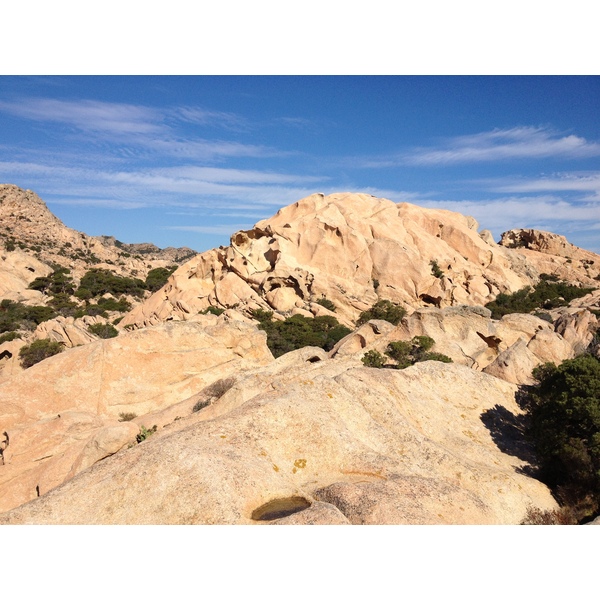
[
  {"left": 0, "top": 184, "right": 196, "bottom": 288},
  {"left": 1, "top": 188, "right": 599, "bottom": 524},
  {"left": 121, "top": 192, "right": 599, "bottom": 329}
]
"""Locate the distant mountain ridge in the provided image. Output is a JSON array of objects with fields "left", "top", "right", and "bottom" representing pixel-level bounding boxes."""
[{"left": 0, "top": 184, "right": 197, "bottom": 283}]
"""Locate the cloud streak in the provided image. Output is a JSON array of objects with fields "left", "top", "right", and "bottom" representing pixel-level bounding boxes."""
[{"left": 406, "top": 127, "right": 600, "bottom": 165}]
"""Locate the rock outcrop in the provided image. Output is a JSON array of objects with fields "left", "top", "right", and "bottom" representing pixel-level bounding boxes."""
[
  {"left": 500, "top": 229, "right": 600, "bottom": 285},
  {"left": 0, "top": 357, "right": 557, "bottom": 524},
  {"left": 0, "top": 316, "right": 273, "bottom": 512},
  {"left": 1, "top": 188, "right": 599, "bottom": 524},
  {"left": 122, "top": 193, "right": 545, "bottom": 329},
  {"left": 0, "top": 184, "right": 196, "bottom": 285}
]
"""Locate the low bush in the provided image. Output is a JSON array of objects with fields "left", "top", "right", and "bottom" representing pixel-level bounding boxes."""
[
  {"left": 361, "top": 349, "right": 387, "bottom": 368},
  {"left": 145, "top": 266, "right": 177, "bottom": 292},
  {"left": 525, "top": 354, "right": 600, "bottom": 522},
  {"left": 430, "top": 260, "right": 444, "bottom": 279},
  {"left": 136, "top": 425, "right": 157, "bottom": 443},
  {"left": 19, "top": 338, "right": 64, "bottom": 368},
  {"left": 88, "top": 323, "right": 119, "bottom": 339},
  {"left": 386, "top": 336, "right": 452, "bottom": 369},
  {"left": 485, "top": 278, "right": 595, "bottom": 319},
  {"left": 257, "top": 313, "right": 352, "bottom": 358},
  {"left": 77, "top": 268, "right": 147, "bottom": 299},
  {"left": 200, "top": 306, "right": 225, "bottom": 316},
  {"left": 357, "top": 300, "right": 406, "bottom": 326},
  {"left": 315, "top": 297, "right": 336, "bottom": 312}
]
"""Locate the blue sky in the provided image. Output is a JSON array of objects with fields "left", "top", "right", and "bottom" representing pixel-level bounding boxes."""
[{"left": 1, "top": 76, "right": 599, "bottom": 252}]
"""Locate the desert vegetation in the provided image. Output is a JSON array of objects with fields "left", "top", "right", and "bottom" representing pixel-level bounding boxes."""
[
  {"left": 18, "top": 338, "right": 64, "bottom": 368},
  {"left": 485, "top": 274, "right": 595, "bottom": 319},
  {"left": 356, "top": 300, "right": 406, "bottom": 326},
  {"left": 361, "top": 335, "right": 452, "bottom": 369},
  {"left": 253, "top": 310, "right": 352, "bottom": 358},
  {"left": 523, "top": 353, "right": 600, "bottom": 523}
]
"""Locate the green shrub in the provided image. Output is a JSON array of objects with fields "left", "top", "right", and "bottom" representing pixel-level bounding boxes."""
[
  {"left": 201, "top": 306, "right": 225, "bottom": 316},
  {"left": 385, "top": 336, "right": 452, "bottom": 369},
  {"left": 430, "top": 260, "right": 444, "bottom": 279},
  {"left": 0, "top": 300, "right": 57, "bottom": 333},
  {"left": 251, "top": 308, "right": 274, "bottom": 323},
  {"left": 485, "top": 278, "right": 595, "bottom": 319},
  {"left": 0, "top": 331, "right": 20, "bottom": 344},
  {"left": 361, "top": 349, "right": 387, "bottom": 368},
  {"left": 77, "top": 268, "right": 146, "bottom": 299},
  {"left": 316, "top": 297, "right": 336, "bottom": 312},
  {"left": 357, "top": 300, "right": 406, "bottom": 326},
  {"left": 88, "top": 323, "right": 119, "bottom": 339},
  {"left": 19, "top": 339, "right": 64, "bottom": 368},
  {"left": 136, "top": 425, "right": 157, "bottom": 443},
  {"left": 96, "top": 297, "right": 132, "bottom": 312},
  {"left": 145, "top": 266, "right": 176, "bottom": 292},
  {"left": 258, "top": 314, "right": 352, "bottom": 358},
  {"left": 420, "top": 351, "right": 453, "bottom": 363},
  {"left": 525, "top": 354, "right": 600, "bottom": 521}
]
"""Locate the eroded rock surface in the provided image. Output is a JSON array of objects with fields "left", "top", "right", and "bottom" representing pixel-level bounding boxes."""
[
  {"left": 0, "top": 360, "right": 557, "bottom": 524},
  {"left": 122, "top": 193, "right": 546, "bottom": 329}
]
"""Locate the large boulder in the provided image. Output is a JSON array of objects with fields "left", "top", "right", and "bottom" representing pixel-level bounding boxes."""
[
  {"left": 0, "top": 316, "right": 274, "bottom": 512},
  {"left": 0, "top": 360, "right": 557, "bottom": 524},
  {"left": 121, "top": 193, "right": 544, "bottom": 329}
]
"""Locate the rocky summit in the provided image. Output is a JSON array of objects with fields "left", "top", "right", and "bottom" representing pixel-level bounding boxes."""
[{"left": 0, "top": 187, "right": 599, "bottom": 524}]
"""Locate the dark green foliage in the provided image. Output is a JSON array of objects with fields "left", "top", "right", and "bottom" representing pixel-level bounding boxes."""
[
  {"left": 316, "top": 297, "right": 336, "bottom": 312},
  {"left": 251, "top": 308, "right": 274, "bottom": 323},
  {"left": 77, "top": 268, "right": 146, "bottom": 299},
  {"left": 372, "top": 279, "right": 380, "bottom": 290},
  {"left": 420, "top": 351, "right": 453, "bottom": 363},
  {"left": 28, "top": 267, "right": 74, "bottom": 296},
  {"left": 430, "top": 260, "right": 444, "bottom": 279},
  {"left": 384, "top": 341, "right": 413, "bottom": 369},
  {"left": 88, "top": 323, "right": 119, "bottom": 339},
  {"left": 47, "top": 293, "right": 79, "bottom": 317},
  {"left": 145, "top": 266, "right": 177, "bottom": 292},
  {"left": 361, "top": 349, "right": 387, "bottom": 368},
  {"left": 4, "top": 239, "right": 15, "bottom": 251},
  {"left": 258, "top": 314, "right": 352, "bottom": 358},
  {"left": 0, "top": 331, "right": 20, "bottom": 344},
  {"left": 385, "top": 336, "right": 452, "bottom": 369},
  {"left": 19, "top": 338, "right": 64, "bottom": 368},
  {"left": 0, "top": 300, "right": 57, "bottom": 333},
  {"left": 201, "top": 306, "right": 225, "bottom": 316},
  {"left": 136, "top": 425, "right": 157, "bottom": 443},
  {"left": 96, "top": 296, "right": 132, "bottom": 312},
  {"left": 485, "top": 278, "right": 595, "bottom": 319},
  {"left": 357, "top": 300, "right": 407, "bottom": 326},
  {"left": 526, "top": 355, "right": 600, "bottom": 520}
]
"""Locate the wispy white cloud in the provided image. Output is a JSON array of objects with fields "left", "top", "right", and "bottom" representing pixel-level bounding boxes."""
[
  {"left": 488, "top": 171, "right": 600, "bottom": 198},
  {"left": 166, "top": 224, "right": 253, "bottom": 235},
  {"left": 48, "top": 197, "right": 148, "bottom": 209},
  {"left": 416, "top": 195, "right": 600, "bottom": 239},
  {"left": 0, "top": 98, "right": 165, "bottom": 135},
  {"left": 406, "top": 127, "right": 600, "bottom": 165},
  {"left": 154, "top": 166, "right": 326, "bottom": 184},
  {"left": 0, "top": 98, "right": 285, "bottom": 160},
  {"left": 172, "top": 106, "right": 248, "bottom": 131}
]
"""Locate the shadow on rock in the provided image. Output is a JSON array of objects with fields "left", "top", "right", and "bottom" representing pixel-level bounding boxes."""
[{"left": 480, "top": 401, "right": 539, "bottom": 475}]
